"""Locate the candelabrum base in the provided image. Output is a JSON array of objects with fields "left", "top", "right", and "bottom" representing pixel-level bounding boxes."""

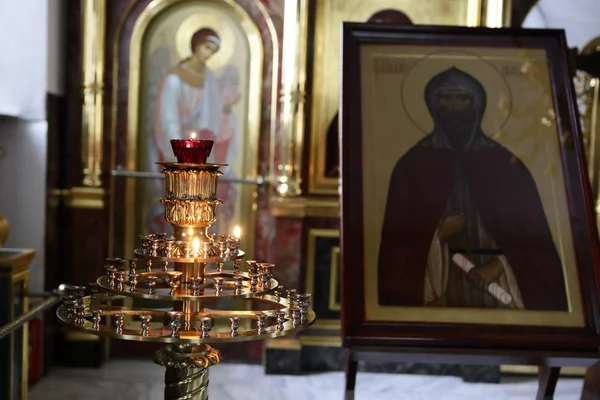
[{"left": 154, "top": 344, "right": 221, "bottom": 400}]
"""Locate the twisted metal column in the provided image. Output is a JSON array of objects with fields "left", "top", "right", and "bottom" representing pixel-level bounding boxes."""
[
  {"left": 164, "top": 366, "right": 209, "bottom": 400},
  {"left": 154, "top": 344, "right": 221, "bottom": 400}
]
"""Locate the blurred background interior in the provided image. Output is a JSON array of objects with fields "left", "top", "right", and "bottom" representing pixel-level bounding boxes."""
[{"left": 0, "top": 0, "right": 600, "bottom": 399}]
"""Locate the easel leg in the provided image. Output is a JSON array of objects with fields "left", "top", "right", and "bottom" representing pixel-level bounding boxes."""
[
  {"left": 537, "top": 366, "right": 561, "bottom": 400},
  {"left": 344, "top": 349, "right": 358, "bottom": 400}
]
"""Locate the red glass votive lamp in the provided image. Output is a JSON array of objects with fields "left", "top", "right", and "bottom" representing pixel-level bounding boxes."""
[{"left": 170, "top": 139, "right": 214, "bottom": 164}]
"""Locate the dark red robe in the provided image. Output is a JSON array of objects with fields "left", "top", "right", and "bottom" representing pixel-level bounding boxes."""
[{"left": 377, "top": 141, "right": 569, "bottom": 311}]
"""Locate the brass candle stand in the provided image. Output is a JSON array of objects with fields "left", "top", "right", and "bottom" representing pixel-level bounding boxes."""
[{"left": 56, "top": 148, "right": 316, "bottom": 399}]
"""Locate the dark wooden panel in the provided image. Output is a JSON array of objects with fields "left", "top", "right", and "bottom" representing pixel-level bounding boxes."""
[
  {"left": 44, "top": 93, "right": 67, "bottom": 373},
  {"left": 64, "top": 0, "right": 84, "bottom": 188},
  {"left": 305, "top": 229, "right": 340, "bottom": 320}
]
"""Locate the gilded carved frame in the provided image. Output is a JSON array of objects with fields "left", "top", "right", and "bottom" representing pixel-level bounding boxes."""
[
  {"left": 305, "top": 0, "right": 511, "bottom": 195},
  {"left": 99, "top": 0, "right": 278, "bottom": 342},
  {"left": 48, "top": 0, "right": 107, "bottom": 209},
  {"left": 300, "top": 228, "right": 342, "bottom": 347},
  {"left": 577, "top": 37, "right": 600, "bottom": 226},
  {"left": 340, "top": 24, "right": 600, "bottom": 351},
  {"left": 121, "top": 0, "right": 266, "bottom": 257},
  {"left": 305, "top": 228, "right": 341, "bottom": 330}
]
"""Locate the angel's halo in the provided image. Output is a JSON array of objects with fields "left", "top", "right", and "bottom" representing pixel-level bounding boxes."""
[{"left": 175, "top": 11, "right": 235, "bottom": 71}]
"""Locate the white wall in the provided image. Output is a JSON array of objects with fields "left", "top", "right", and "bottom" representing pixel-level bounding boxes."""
[
  {"left": 0, "top": 0, "right": 47, "bottom": 119},
  {"left": 0, "top": 0, "right": 56, "bottom": 292},
  {"left": 523, "top": 0, "right": 600, "bottom": 49},
  {"left": 0, "top": 119, "right": 48, "bottom": 292}
]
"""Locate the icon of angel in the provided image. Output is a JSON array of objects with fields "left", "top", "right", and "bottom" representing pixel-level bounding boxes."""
[{"left": 142, "top": 27, "right": 242, "bottom": 234}]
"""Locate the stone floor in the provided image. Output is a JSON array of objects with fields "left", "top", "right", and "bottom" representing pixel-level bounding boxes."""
[{"left": 29, "top": 360, "right": 584, "bottom": 400}]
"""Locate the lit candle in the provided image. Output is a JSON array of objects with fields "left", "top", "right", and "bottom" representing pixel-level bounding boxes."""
[
  {"left": 192, "top": 238, "right": 200, "bottom": 257},
  {"left": 229, "top": 226, "right": 241, "bottom": 254},
  {"left": 170, "top": 131, "right": 214, "bottom": 164}
]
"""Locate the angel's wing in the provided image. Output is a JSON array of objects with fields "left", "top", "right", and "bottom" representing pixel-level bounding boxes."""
[
  {"left": 142, "top": 45, "right": 174, "bottom": 234},
  {"left": 144, "top": 45, "right": 173, "bottom": 173},
  {"left": 218, "top": 64, "right": 242, "bottom": 166}
]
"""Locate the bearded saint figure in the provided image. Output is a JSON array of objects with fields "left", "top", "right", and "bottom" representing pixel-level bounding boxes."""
[{"left": 377, "top": 67, "right": 569, "bottom": 311}]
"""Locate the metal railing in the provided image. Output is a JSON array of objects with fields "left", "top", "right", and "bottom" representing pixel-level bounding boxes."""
[
  {"left": 0, "top": 289, "right": 63, "bottom": 340},
  {"left": 111, "top": 166, "right": 268, "bottom": 186}
]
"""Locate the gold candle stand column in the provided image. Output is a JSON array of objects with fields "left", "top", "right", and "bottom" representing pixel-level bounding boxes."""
[
  {"left": 154, "top": 344, "right": 221, "bottom": 400},
  {"left": 162, "top": 166, "right": 223, "bottom": 244},
  {"left": 161, "top": 164, "right": 224, "bottom": 325}
]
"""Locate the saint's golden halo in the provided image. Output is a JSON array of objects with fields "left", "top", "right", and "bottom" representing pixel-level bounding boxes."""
[
  {"left": 400, "top": 50, "right": 513, "bottom": 137},
  {"left": 175, "top": 11, "right": 235, "bottom": 71}
]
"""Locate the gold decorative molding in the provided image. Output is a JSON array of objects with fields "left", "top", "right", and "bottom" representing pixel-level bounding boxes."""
[
  {"left": 307, "top": 0, "right": 511, "bottom": 196},
  {"left": 328, "top": 246, "right": 341, "bottom": 312},
  {"left": 49, "top": 187, "right": 105, "bottom": 209},
  {"left": 501, "top": 365, "right": 586, "bottom": 377},
  {"left": 0, "top": 212, "right": 8, "bottom": 246},
  {"left": 264, "top": 338, "right": 303, "bottom": 351},
  {"left": 275, "top": 0, "right": 309, "bottom": 196},
  {"left": 0, "top": 267, "right": 30, "bottom": 400},
  {"left": 298, "top": 335, "right": 342, "bottom": 347},
  {"left": 313, "top": 319, "right": 341, "bottom": 331},
  {"left": 305, "top": 228, "right": 341, "bottom": 331},
  {"left": 122, "top": 0, "right": 268, "bottom": 259},
  {"left": 266, "top": 334, "right": 342, "bottom": 349},
  {"left": 65, "top": 331, "right": 102, "bottom": 342},
  {"left": 483, "top": 0, "right": 511, "bottom": 28},
  {"left": 81, "top": 0, "right": 106, "bottom": 187},
  {"left": 271, "top": 196, "right": 340, "bottom": 218},
  {"left": 575, "top": 37, "right": 600, "bottom": 228}
]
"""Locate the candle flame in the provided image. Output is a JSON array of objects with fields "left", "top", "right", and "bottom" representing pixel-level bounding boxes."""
[
  {"left": 192, "top": 237, "right": 200, "bottom": 255},
  {"left": 190, "top": 131, "right": 197, "bottom": 140},
  {"left": 233, "top": 225, "right": 241, "bottom": 239}
]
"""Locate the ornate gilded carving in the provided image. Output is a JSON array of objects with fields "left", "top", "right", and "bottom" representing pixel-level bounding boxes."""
[
  {"left": 162, "top": 199, "right": 221, "bottom": 227},
  {"left": 153, "top": 344, "right": 222, "bottom": 369},
  {"left": 161, "top": 166, "right": 223, "bottom": 229},
  {"left": 48, "top": 187, "right": 105, "bottom": 209},
  {"left": 120, "top": 0, "right": 268, "bottom": 257},
  {"left": 574, "top": 70, "right": 597, "bottom": 156},
  {"left": 574, "top": 37, "right": 600, "bottom": 224},
  {"left": 276, "top": 0, "right": 309, "bottom": 196},
  {"left": 81, "top": 0, "right": 106, "bottom": 187},
  {"left": 163, "top": 169, "right": 221, "bottom": 200},
  {"left": 0, "top": 212, "right": 8, "bottom": 246}
]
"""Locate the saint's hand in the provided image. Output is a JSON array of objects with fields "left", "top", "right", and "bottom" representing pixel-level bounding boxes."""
[
  {"left": 468, "top": 259, "right": 504, "bottom": 290},
  {"left": 439, "top": 212, "right": 465, "bottom": 241}
]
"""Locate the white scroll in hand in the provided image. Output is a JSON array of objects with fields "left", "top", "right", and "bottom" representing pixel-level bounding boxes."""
[{"left": 451, "top": 253, "right": 512, "bottom": 305}]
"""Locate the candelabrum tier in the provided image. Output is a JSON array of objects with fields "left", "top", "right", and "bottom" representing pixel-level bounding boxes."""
[
  {"left": 57, "top": 156, "right": 315, "bottom": 400},
  {"left": 133, "top": 250, "right": 244, "bottom": 264},
  {"left": 137, "top": 232, "right": 241, "bottom": 260},
  {"left": 96, "top": 271, "right": 279, "bottom": 300},
  {"left": 57, "top": 292, "right": 315, "bottom": 343}
]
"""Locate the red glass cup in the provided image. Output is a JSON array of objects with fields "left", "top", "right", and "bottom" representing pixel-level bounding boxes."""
[{"left": 170, "top": 139, "right": 214, "bottom": 164}]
